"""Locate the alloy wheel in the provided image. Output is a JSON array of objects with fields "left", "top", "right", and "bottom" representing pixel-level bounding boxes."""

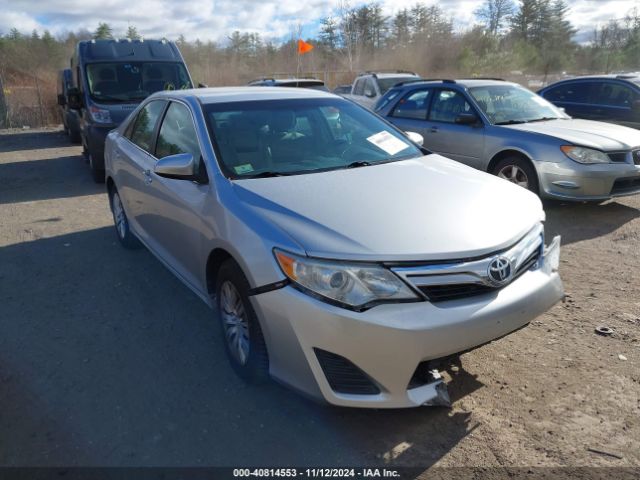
[
  {"left": 112, "top": 192, "right": 127, "bottom": 239},
  {"left": 497, "top": 164, "right": 529, "bottom": 188},
  {"left": 220, "top": 280, "right": 250, "bottom": 366}
]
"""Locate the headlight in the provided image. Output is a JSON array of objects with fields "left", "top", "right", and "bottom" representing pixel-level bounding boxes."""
[
  {"left": 89, "top": 106, "right": 113, "bottom": 124},
  {"left": 274, "top": 249, "right": 419, "bottom": 310},
  {"left": 560, "top": 146, "right": 609, "bottom": 164}
]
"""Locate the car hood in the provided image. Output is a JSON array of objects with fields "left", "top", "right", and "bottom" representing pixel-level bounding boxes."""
[
  {"left": 231, "top": 155, "right": 544, "bottom": 262},
  {"left": 503, "top": 118, "right": 640, "bottom": 150}
]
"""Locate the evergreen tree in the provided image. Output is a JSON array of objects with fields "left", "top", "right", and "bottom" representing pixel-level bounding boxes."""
[
  {"left": 126, "top": 25, "right": 140, "bottom": 40},
  {"left": 93, "top": 23, "right": 113, "bottom": 40}
]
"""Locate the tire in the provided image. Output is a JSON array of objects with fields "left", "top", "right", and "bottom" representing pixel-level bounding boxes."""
[
  {"left": 216, "top": 259, "right": 269, "bottom": 383},
  {"left": 108, "top": 187, "right": 141, "bottom": 249},
  {"left": 69, "top": 128, "right": 81, "bottom": 144},
  {"left": 492, "top": 156, "right": 539, "bottom": 195},
  {"left": 88, "top": 152, "right": 105, "bottom": 183}
]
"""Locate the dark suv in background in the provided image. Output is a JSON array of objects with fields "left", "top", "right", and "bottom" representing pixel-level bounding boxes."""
[{"left": 539, "top": 74, "right": 640, "bottom": 129}]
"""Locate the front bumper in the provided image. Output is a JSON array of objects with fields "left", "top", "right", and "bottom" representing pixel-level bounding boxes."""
[
  {"left": 537, "top": 160, "right": 640, "bottom": 200},
  {"left": 250, "top": 240, "right": 564, "bottom": 408}
]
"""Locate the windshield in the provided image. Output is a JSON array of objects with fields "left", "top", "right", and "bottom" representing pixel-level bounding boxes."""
[
  {"left": 469, "top": 84, "right": 567, "bottom": 125},
  {"left": 86, "top": 62, "right": 191, "bottom": 102},
  {"left": 377, "top": 77, "right": 419, "bottom": 94},
  {"left": 204, "top": 98, "right": 423, "bottom": 179}
]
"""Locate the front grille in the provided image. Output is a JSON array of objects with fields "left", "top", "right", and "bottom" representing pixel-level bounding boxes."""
[
  {"left": 418, "top": 248, "right": 541, "bottom": 303},
  {"left": 418, "top": 283, "right": 496, "bottom": 302},
  {"left": 611, "top": 177, "right": 640, "bottom": 195},
  {"left": 608, "top": 152, "right": 628, "bottom": 163},
  {"left": 516, "top": 248, "right": 541, "bottom": 275},
  {"left": 314, "top": 348, "right": 380, "bottom": 395}
]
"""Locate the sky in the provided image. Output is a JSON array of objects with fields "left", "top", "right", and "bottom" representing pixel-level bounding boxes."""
[{"left": 0, "top": 0, "right": 638, "bottom": 44}]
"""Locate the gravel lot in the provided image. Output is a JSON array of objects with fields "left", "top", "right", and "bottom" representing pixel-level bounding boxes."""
[{"left": 0, "top": 127, "right": 638, "bottom": 472}]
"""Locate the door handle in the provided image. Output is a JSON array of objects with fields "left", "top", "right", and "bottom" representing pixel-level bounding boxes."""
[
  {"left": 142, "top": 169, "right": 152, "bottom": 185},
  {"left": 430, "top": 126, "right": 439, "bottom": 133}
]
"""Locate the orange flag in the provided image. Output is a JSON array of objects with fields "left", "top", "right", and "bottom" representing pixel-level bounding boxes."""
[{"left": 297, "top": 39, "right": 314, "bottom": 55}]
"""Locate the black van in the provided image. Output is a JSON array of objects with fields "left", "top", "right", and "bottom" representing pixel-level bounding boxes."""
[
  {"left": 67, "top": 39, "right": 193, "bottom": 182},
  {"left": 57, "top": 68, "right": 81, "bottom": 143}
]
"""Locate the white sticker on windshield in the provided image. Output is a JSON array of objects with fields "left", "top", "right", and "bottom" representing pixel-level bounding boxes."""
[{"left": 366, "top": 131, "right": 410, "bottom": 156}]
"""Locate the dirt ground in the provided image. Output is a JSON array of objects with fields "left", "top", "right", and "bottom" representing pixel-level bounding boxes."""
[{"left": 0, "top": 127, "right": 638, "bottom": 475}]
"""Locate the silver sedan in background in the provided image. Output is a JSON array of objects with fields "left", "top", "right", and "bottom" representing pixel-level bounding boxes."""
[
  {"left": 105, "top": 87, "right": 563, "bottom": 408},
  {"left": 376, "top": 79, "right": 640, "bottom": 201}
]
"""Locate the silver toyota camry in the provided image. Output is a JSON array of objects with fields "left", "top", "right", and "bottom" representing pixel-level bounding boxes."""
[{"left": 104, "top": 87, "right": 564, "bottom": 408}]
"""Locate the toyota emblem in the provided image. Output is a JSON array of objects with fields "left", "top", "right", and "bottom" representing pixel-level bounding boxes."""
[{"left": 488, "top": 256, "right": 513, "bottom": 285}]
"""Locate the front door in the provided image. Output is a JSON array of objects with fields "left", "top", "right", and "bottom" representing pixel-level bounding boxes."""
[
  {"left": 137, "top": 101, "right": 211, "bottom": 290},
  {"left": 425, "top": 89, "right": 485, "bottom": 168}
]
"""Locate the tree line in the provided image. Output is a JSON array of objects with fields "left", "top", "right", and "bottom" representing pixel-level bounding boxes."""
[{"left": 0, "top": 0, "right": 639, "bottom": 96}]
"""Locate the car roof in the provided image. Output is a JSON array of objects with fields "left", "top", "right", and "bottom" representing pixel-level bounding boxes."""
[
  {"left": 250, "top": 78, "right": 324, "bottom": 84},
  {"left": 542, "top": 74, "right": 640, "bottom": 87},
  {"left": 153, "top": 86, "right": 337, "bottom": 104},
  {"left": 393, "top": 79, "right": 517, "bottom": 90}
]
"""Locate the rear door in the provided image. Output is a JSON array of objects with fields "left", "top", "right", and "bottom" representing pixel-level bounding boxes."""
[
  {"left": 424, "top": 88, "right": 485, "bottom": 168},
  {"left": 137, "top": 100, "right": 211, "bottom": 290},
  {"left": 385, "top": 88, "right": 432, "bottom": 139},
  {"left": 588, "top": 81, "right": 640, "bottom": 128}
]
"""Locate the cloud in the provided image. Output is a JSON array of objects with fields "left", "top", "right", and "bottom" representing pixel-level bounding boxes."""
[{"left": 0, "top": 0, "right": 638, "bottom": 43}]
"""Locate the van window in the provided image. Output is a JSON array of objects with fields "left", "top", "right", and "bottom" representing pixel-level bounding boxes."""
[
  {"left": 127, "top": 100, "right": 166, "bottom": 153},
  {"left": 86, "top": 62, "right": 191, "bottom": 102}
]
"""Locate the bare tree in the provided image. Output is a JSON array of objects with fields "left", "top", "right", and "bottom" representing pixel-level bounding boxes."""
[{"left": 475, "top": 0, "right": 515, "bottom": 35}]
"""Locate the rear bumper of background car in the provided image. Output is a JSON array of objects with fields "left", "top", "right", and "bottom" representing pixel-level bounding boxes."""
[
  {"left": 537, "top": 160, "right": 640, "bottom": 200},
  {"left": 250, "top": 238, "right": 564, "bottom": 408}
]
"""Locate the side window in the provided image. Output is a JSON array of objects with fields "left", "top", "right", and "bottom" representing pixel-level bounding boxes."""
[
  {"left": 545, "top": 82, "right": 591, "bottom": 103},
  {"left": 429, "top": 90, "right": 473, "bottom": 123},
  {"left": 392, "top": 89, "right": 430, "bottom": 120},
  {"left": 364, "top": 78, "right": 376, "bottom": 96},
  {"left": 591, "top": 82, "right": 637, "bottom": 108},
  {"left": 155, "top": 102, "right": 201, "bottom": 161},
  {"left": 127, "top": 100, "right": 166, "bottom": 153},
  {"left": 353, "top": 79, "right": 365, "bottom": 96}
]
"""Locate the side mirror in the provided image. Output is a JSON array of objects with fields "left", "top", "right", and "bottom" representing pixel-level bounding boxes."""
[
  {"left": 67, "top": 88, "right": 82, "bottom": 109},
  {"left": 364, "top": 89, "right": 375, "bottom": 98},
  {"left": 455, "top": 112, "right": 480, "bottom": 125},
  {"left": 405, "top": 131, "right": 424, "bottom": 146},
  {"left": 154, "top": 153, "right": 197, "bottom": 181},
  {"left": 198, "top": 82, "right": 208, "bottom": 88},
  {"left": 57, "top": 94, "right": 67, "bottom": 106}
]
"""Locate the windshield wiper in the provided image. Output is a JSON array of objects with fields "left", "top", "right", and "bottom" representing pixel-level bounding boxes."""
[
  {"left": 495, "top": 119, "right": 527, "bottom": 125},
  {"left": 527, "top": 117, "right": 559, "bottom": 123},
  {"left": 241, "top": 171, "right": 292, "bottom": 178},
  {"left": 344, "top": 161, "right": 372, "bottom": 169}
]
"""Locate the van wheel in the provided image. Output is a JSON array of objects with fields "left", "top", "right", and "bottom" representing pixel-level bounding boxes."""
[
  {"left": 69, "top": 129, "right": 81, "bottom": 144},
  {"left": 108, "top": 187, "right": 141, "bottom": 249},
  {"left": 88, "top": 153, "right": 105, "bottom": 183},
  {"left": 493, "top": 156, "right": 539, "bottom": 194},
  {"left": 216, "top": 260, "right": 269, "bottom": 383}
]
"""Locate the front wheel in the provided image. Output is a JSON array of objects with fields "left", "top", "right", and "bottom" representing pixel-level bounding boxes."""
[
  {"left": 108, "top": 187, "right": 141, "bottom": 249},
  {"left": 216, "top": 260, "right": 269, "bottom": 383},
  {"left": 492, "top": 156, "right": 539, "bottom": 195}
]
